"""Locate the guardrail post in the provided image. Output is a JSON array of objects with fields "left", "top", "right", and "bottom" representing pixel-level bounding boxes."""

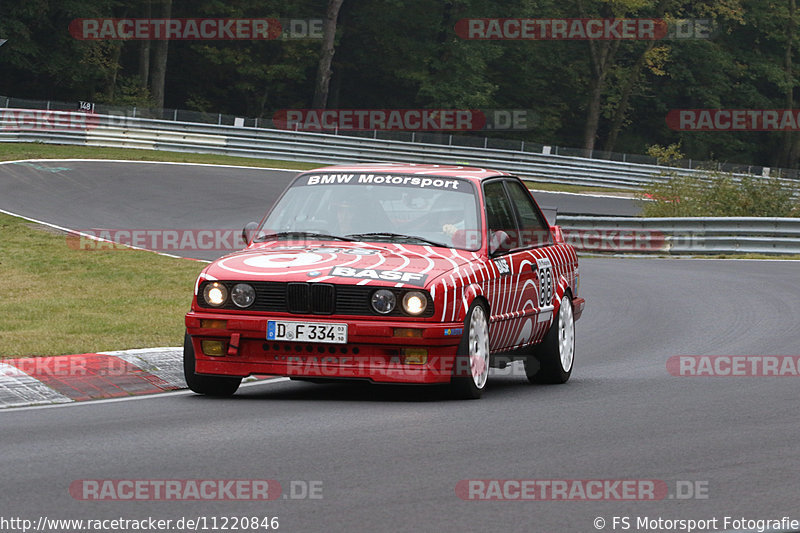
[
  {"left": 46, "top": 101, "right": 51, "bottom": 110},
  {"left": 484, "top": 137, "right": 488, "bottom": 149},
  {"left": 173, "top": 109, "right": 178, "bottom": 121},
  {"left": 448, "top": 135, "right": 452, "bottom": 145}
]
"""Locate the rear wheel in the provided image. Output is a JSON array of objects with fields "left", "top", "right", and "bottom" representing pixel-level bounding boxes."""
[
  {"left": 183, "top": 333, "right": 242, "bottom": 396},
  {"left": 525, "top": 294, "right": 574, "bottom": 384},
  {"left": 450, "top": 302, "right": 490, "bottom": 399}
]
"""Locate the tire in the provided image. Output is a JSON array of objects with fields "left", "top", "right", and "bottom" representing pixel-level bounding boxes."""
[
  {"left": 525, "top": 294, "right": 574, "bottom": 384},
  {"left": 289, "top": 377, "right": 337, "bottom": 384},
  {"left": 450, "top": 302, "right": 490, "bottom": 400},
  {"left": 183, "top": 333, "right": 242, "bottom": 396}
]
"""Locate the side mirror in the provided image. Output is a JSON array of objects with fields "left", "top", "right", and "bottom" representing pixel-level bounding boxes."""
[
  {"left": 242, "top": 221, "right": 259, "bottom": 246},
  {"left": 489, "top": 230, "right": 512, "bottom": 256},
  {"left": 550, "top": 225, "right": 565, "bottom": 244}
]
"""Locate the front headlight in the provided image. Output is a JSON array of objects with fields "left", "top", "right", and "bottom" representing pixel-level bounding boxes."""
[
  {"left": 402, "top": 291, "right": 427, "bottom": 316},
  {"left": 371, "top": 289, "right": 396, "bottom": 314},
  {"left": 231, "top": 283, "right": 256, "bottom": 308},
  {"left": 203, "top": 282, "right": 228, "bottom": 307}
]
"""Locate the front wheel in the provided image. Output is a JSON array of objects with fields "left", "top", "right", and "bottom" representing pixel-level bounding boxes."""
[
  {"left": 450, "top": 302, "right": 490, "bottom": 399},
  {"left": 183, "top": 333, "right": 242, "bottom": 396},
  {"left": 525, "top": 294, "right": 574, "bottom": 384}
]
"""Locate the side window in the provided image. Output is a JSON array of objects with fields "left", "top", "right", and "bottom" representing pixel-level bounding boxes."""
[
  {"left": 506, "top": 180, "right": 552, "bottom": 247},
  {"left": 484, "top": 181, "right": 518, "bottom": 251}
]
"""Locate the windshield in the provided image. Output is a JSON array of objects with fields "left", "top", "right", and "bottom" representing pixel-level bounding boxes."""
[{"left": 257, "top": 173, "right": 481, "bottom": 251}]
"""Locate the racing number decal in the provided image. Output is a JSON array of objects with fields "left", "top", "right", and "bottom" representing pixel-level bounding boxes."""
[{"left": 535, "top": 258, "right": 553, "bottom": 307}]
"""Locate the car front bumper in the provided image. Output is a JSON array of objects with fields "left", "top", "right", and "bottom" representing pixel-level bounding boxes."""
[{"left": 185, "top": 311, "right": 466, "bottom": 384}]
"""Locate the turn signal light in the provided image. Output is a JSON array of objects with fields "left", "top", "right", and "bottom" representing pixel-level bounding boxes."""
[
  {"left": 394, "top": 328, "right": 423, "bottom": 338},
  {"left": 200, "top": 319, "right": 227, "bottom": 330}
]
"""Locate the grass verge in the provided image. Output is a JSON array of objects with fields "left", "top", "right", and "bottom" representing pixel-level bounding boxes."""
[
  {"left": 526, "top": 181, "right": 633, "bottom": 195},
  {"left": 0, "top": 212, "right": 205, "bottom": 357}
]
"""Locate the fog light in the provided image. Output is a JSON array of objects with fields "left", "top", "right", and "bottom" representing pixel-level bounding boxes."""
[
  {"left": 200, "top": 319, "right": 227, "bottom": 330},
  {"left": 202, "top": 340, "right": 226, "bottom": 356},
  {"left": 402, "top": 348, "right": 428, "bottom": 365},
  {"left": 394, "top": 328, "right": 423, "bottom": 338}
]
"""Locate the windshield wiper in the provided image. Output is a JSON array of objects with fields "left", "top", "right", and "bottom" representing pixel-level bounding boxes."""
[
  {"left": 254, "top": 231, "right": 356, "bottom": 242},
  {"left": 346, "top": 232, "right": 451, "bottom": 248}
]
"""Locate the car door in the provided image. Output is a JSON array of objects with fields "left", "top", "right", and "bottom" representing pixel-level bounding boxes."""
[
  {"left": 482, "top": 179, "right": 540, "bottom": 351},
  {"left": 503, "top": 179, "right": 557, "bottom": 346}
]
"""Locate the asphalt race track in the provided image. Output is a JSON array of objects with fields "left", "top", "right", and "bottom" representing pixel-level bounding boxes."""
[
  {"left": 0, "top": 160, "right": 297, "bottom": 260},
  {"left": 2, "top": 161, "right": 799, "bottom": 532}
]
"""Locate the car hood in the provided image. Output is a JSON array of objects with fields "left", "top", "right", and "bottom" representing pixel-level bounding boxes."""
[{"left": 202, "top": 240, "right": 477, "bottom": 288}]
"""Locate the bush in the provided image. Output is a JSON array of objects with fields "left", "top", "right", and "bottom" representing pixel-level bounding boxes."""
[{"left": 638, "top": 171, "right": 800, "bottom": 218}]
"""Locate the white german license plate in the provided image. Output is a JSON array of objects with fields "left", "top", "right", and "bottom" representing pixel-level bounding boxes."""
[{"left": 267, "top": 320, "right": 347, "bottom": 344}]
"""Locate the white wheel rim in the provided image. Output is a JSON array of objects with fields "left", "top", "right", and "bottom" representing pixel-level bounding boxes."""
[
  {"left": 469, "top": 306, "right": 490, "bottom": 389},
  {"left": 559, "top": 295, "right": 575, "bottom": 372}
]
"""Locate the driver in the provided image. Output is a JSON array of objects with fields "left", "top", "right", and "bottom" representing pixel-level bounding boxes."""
[{"left": 333, "top": 197, "right": 359, "bottom": 234}]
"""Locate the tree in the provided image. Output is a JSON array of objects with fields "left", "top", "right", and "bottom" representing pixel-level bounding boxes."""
[
  {"left": 312, "top": 0, "right": 344, "bottom": 109},
  {"left": 150, "top": 0, "right": 172, "bottom": 109}
]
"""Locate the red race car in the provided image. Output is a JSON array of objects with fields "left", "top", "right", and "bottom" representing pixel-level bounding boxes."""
[{"left": 184, "top": 164, "right": 585, "bottom": 399}]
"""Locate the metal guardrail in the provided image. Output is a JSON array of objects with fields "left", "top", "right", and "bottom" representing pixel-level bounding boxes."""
[
  {"left": 4, "top": 93, "right": 797, "bottom": 178},
  {"left": 2, "top": 109, "right": 797, "bottom": 192},
  {"left": 559, "top": 216, "right": 800, "bottom": 255}
]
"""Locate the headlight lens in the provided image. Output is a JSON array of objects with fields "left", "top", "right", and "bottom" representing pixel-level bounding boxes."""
[
  {"left": 231, "top": 283, "right": 256, "bottom": 308},
  {"left": 371, "top": 289, "right": 396, "bottom": 314},
  {"left": 402, "top": 291, "right": 427, "bottom": 316},
  {"left": 203, "top": 282, "right": 228, "bottom": 307}
]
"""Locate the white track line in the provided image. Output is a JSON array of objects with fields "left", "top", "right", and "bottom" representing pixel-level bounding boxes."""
[
  {"left": 0, "top": 158, "right": 304, "bottom": 172},
  {"left": 0, "top": 207, "right": 211, "bottom": 263}
]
